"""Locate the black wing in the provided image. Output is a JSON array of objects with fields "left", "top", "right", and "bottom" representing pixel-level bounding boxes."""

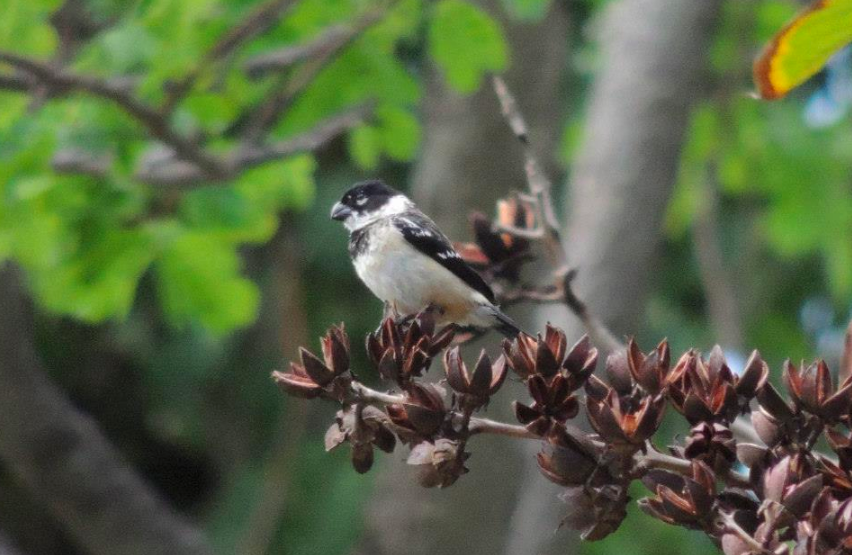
[{"left": 393, "top": 214, "right": 496, "bottom": 304}]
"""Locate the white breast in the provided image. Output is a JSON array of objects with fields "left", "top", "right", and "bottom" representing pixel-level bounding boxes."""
[{"left": 353, "top": 224, "right": 491, "bottom": 324}]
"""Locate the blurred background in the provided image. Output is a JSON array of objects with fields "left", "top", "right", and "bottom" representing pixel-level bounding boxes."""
[{"left": 0, "top": 0, "right": 850, "bottom": 554}]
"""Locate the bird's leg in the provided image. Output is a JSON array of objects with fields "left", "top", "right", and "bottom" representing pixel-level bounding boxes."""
[
  {"left": 421, "top": 303, "right": 445, "bottom": 318},
  {"left": 382, "top": 301, "right": 395, "bottom": 320}
]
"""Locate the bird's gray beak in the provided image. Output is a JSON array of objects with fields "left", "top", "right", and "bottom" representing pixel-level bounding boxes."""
[{"left": 330, "top": 202, "right": 353, "bottom": 221}]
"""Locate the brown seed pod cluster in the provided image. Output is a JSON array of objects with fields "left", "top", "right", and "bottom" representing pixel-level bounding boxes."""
[{"left": 274, "top": 316, "right": 852, "bottom": 553}]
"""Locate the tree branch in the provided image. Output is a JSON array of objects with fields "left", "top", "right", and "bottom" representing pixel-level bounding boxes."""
[
  {"left": 160, "top": 0, "right": 296, "bottom": 114},
  {"left": 639, "top": 447, "right": 750, "bottom": 489},
  {"left": 239, "top": 4, "right": 393, "bottom": 142},
  {"left": 0, "top": 51, "right": 228, "bottom": 179},
  {"left": 492, "top": 75, "right": 626, "bottom": 355},
  {"left": 562, "top": 269, "right": 625, "bottom": 354},
  {"left": 0, "top": 265, "right": 213, "bottom": 555},
  {"left": 349, "top": 382, "right": 538, "bottom": 440},
  {"left": 244, "top": 23, "right": 356, "bottom": 79},
  {"left": 135, "top": 104, "right": 370, "bottom": 187},
  {"left": 51, "top": 149, "right": 112, "bottom": 179},
  {"left": 492, "top": 75, "right": 567, "bottom": 271}
]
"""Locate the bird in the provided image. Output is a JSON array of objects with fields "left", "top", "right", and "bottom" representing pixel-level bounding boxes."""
[{"left": 330, "top": 179, "right": 521, "bottom": 338}]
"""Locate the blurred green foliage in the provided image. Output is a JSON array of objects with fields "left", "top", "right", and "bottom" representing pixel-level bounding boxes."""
[
  {"left": 0, "top": 0, "right": 511, "bottom": 334},
  {"left": 3, "top": 1, "right": 851, "bottom": 555},
  {"left": 660, "top": 0, "right": 852, "bottom": 368}
]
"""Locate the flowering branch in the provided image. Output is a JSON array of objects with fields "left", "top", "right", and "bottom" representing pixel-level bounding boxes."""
[{"left": 274, "top": 307, "right": 852, "bottom": 551}]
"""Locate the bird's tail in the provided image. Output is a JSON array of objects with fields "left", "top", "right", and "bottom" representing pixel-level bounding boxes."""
[{"left": 492, "top": 308, "right": 522, "bottom": 339}]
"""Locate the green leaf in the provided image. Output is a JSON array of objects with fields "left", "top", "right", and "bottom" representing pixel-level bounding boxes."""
[
  {"left": 348, "top": 125, "right": 381, "bottom": 170},
  {"left": 427, "top": 0, "right": 508, "bottom": 94},
  {"left": 234, "top": 154, "right": 317, "bottom": 211},
  {"left": 754, "top": 0, "right": 852, "bottom": 99},
  {"left": 33, "top": 227, "right": 156, "bottom": 321},
  {"left": 156, "top": 231, "right": 259, "bottom": 333},
  {"left": 0, "top": 0, "right": 59, "bottom": 56},
  {"left": 500, "top": 0, "right": 550, "bottom": 21},
  {"left": 376, "top": 104, "right": 420, "bottom": 161}
]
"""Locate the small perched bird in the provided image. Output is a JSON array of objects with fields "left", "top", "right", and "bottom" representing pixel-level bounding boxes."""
[{"left": 331, "top": 180, "right": 520, "bottom": 338}]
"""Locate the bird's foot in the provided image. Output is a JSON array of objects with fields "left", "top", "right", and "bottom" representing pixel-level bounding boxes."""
[{"left": 382, "top": 301, "right": 402, "bottom": 320}]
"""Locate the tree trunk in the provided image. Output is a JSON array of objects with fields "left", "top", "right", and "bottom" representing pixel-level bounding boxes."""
[
  {"left": 0, "top": 265, "right": 213, "bottom": 555},
  {"left": 353, "top": 2, "right": 569, "bottom": 554},
  {"left": 504, "top": 0, "right": 723, "bottom": 553}
]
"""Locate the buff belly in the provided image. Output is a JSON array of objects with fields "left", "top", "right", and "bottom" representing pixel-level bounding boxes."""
[{"left": 353, "top": 227, "right": 492, "bottom": 327}]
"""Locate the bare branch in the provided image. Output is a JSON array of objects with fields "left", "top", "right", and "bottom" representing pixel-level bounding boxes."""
[
  {"left": 639, "top": 446, "right": 750, "bottom": 489},
  {"left": 0, "top": 72, "right": 37, "bottom": 92},
  {"left": 492, "top": 75, "right": 624, "bottom": 355},
  {"left": 211, "top": 0, "right": 295, "bottom": 60},
  {"left": 498, "top": 284, "right": 564, "bottom": 307},
  {"left": 160, "top": 0, "right": 296, "bottom": 114},
  {"left": 0, "top": 51, "right": 228, "bottom": 179},
  {"left": 244, "top": 24, "right": 353, "bottom": 79},
  {"left": 351, "top": 382, "right": 538, "bottom": 440},
  {"left": 136, "top": 105, "right": 370, "bottom": 187},
  {"left": 234, "top": 104, "right": 371, "bottom": 167},
  {"left": 467, "top": 418, "right": 537, "bottom": 440},
  {"left": 0, "top": 265, "right": 214, "bottom": 555},
  {"left": 492, "top": 222, "right": 546, "bottom": 240},
  {"left": 492, "top": 75, "right": 567, "bottom": 271},
  {"left": 563, "top": 269, "right": 625, "bottom": 354},
  {"left": 51, "top": 149, "right": 112, "bottom": 179},
  {"left": 239, "top": 4, "right": 393, "bottom": 142}
]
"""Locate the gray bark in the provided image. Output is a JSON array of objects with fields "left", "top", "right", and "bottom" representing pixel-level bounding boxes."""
[
  {"left": 353, "top": 2, "right": 569, "bottom": 554},
  {"left": 0, "top": 265, "right": 213, "bottom": 555},
  {"left": 504, "top": 0, "right": 723, "bottom": 553}
]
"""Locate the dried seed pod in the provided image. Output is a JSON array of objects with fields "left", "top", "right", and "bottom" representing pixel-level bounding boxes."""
[
  {"left": 443, "top": 347, "right": 508, "bottom": 406},
  {"left": 586, "top": 390, "right": 665, "bottom": 448},
  {"left": 784, "top": 359, "right": 852, "bottom": 421},
  {"left": 639, "top": 461, "right": 716, "bottom": 529},
  {"left": 407, "top": 439, "right": 468, "bottom": 488},
  {"left": 536, "top": 426, "right": 599, "bottom": 487}
]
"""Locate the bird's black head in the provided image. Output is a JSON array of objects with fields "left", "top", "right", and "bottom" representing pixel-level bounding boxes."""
[{"left": 330, "top": 180, "right": 408, "bottom": 230}]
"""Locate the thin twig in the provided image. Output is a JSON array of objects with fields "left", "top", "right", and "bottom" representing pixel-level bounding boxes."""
[
  {"left": 240, "top": 4, "right": 393, "bottom": 142},
  {"left": 492, "top": 222, "right": 546, "bottom": 240},
  {"left": 498, "top": 284, "right": 564, "bottom": 307},
  {"left": 0, "top": 72, "right": 36, "bottom": 92},
  {"left": 493, "top": 76, "right": 625, "bottom": 355},
  {"left": 244, "top": 24, "right": 352, "bottom": 79},
  {"left": 467, "top": 417, "right": 538, "bottom": 439},
  {"left": 492, "top": 75, "right": 567, "bottom": 271},
  {"left": 639, "top": 447, "right": 750, "bottom": 489},
  {"left": 0, "top": 51, "right": 228, "bottom": 179},
  {"left": 233, "top": 104, "right": 372, "bottom": 167},
  {"left": 720, "top": 512, "right": 772, "bottom": 554},
  {"left": 160, "top": 0, "right": 296, "bottom": 114},
  {"left": 350, "top": 382, "right": 538, "bottom": 440},
  {"left": 51, "top": 149, "right": 112, "bottom": 179},
  {"left": 351, "top": 382, "right": 404, "bottom": 405},
  {"left": 563, "top": 269, "right": 625, "bottom": 354},
  {"left": 135, "top": 104, "right": 370, "bottom": 187}
]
